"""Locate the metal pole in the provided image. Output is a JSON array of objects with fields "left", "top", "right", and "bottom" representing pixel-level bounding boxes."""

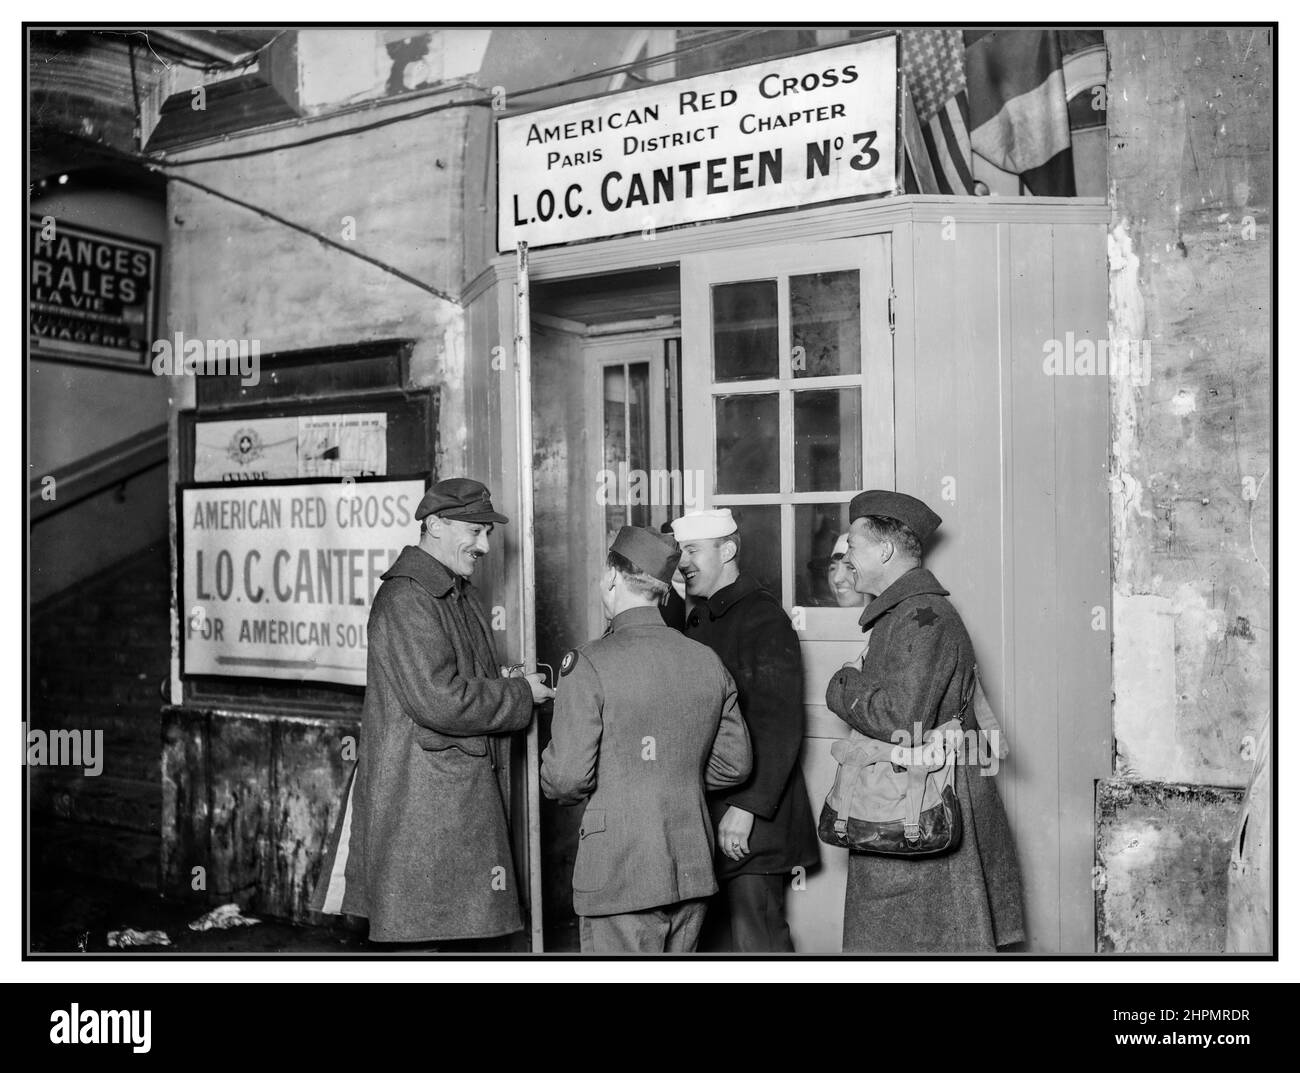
[{"left": 514, "top": 241, "right": 545, "bottom": 953}]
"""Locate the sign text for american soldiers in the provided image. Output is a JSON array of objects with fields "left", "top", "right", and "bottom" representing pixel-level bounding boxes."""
[
  {"left": 181, "top": 480, "right": 424, "bottom": 686},
  {"left": 496, "top": 35, "right": 898, "bottom": 251}
]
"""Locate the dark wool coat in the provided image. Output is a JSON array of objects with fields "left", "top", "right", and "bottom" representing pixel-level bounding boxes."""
[
  {"left": 339, "top": 546, "right": 535, "bottom": 942},
  {"left": 683, "top": 576, "right": 820, "bottom": 879},
  {"left": 825, "top": 566, "right": 1024, "bottom": 953},
  {"left": 541, "top": 605, "right": 753, "bottom": 918}
]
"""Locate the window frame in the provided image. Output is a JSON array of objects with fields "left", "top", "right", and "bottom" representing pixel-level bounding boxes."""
[{"left": 681, "top": 234, "right": 894, "bottom": 634}]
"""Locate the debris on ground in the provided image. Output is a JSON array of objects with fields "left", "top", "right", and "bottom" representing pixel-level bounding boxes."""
[
  {"left": 187, "top": 903, "right": 261, "bottom": 932},
  {"left": 107, "top": 928, "right": 173, "bottom": 948}
]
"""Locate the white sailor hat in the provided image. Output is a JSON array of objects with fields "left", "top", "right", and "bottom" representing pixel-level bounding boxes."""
[{"left": 670, "top": 508, "right": 738, "bottom": 542}]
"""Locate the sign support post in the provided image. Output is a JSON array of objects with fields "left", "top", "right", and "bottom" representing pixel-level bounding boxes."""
[{"left": 513, "top": 241, "right": 545, "bottom": 953}]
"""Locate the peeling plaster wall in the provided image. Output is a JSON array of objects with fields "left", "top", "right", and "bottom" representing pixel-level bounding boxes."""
[
  {"left": 163, "top": 64, "right": 475, "bottom": 919},
  {"left": 166, "top": 93, "right": 470, "bottom": 476},
  {"left": 1103, "top": 28, "right": 1271, "bottom": 951},
  {"left": 1096, "top": 780, "right": 1243, "bottom": 953}
]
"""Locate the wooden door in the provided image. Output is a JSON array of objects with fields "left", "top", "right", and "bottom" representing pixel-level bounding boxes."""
[{"left": 680, "top": 235, "right": 894, "bottom": 952}]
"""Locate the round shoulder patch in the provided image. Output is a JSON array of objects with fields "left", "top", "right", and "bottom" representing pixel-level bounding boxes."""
[{"left": 560, "top": 650, "right": 579, "bottom": 677}]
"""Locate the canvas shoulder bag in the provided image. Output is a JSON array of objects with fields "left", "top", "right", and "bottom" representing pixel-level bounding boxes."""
[{"left": 819, "top": 670, "right": 975, "bottom": 858}]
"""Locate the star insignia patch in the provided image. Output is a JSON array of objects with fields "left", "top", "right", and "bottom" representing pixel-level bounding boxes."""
[
  {"left": 560, "top": 650, "right": 578, "bottom": 677},
  {"left": 912, "top": 606, "right": 940, "bottom": 629}
]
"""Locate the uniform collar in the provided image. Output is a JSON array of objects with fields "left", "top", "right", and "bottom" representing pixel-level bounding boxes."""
[
  {"left": 702, "top": 574, "right": 761, "bottom": 620},
  {"left": 382, "top": 545, "right": 467, "bottom": 599},
  {"left": 610, "top": 605, "right": 667, "bottom": 631},
  {"left": 858, "top": 566, "right": 949, "bottom": 631}
]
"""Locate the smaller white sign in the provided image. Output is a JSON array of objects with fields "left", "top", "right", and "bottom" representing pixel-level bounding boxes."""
[
  {"left": 194, "top": 413, "right": 388, "bottom": 482},
  {"left": 195, "top": 418, "right": 299, "bottom": 482},
  {"left": 298, "top": 413, "right": 387, "bottom": 478}
]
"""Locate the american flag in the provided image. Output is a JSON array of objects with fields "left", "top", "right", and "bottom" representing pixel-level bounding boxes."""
[{"left": 900, "top": 29, "right": 976, "bottom": 195}]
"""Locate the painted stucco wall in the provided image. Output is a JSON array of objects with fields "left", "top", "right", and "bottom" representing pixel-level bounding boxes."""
[
  {"left": 1101, "top": 27, "right": 1272, "bottom": 952},
  {"left": 161, "top": 72, "right": 478, "bottom": 919},
  {"left": 165, "top": 92, "right": 470, "bottom": 475}
]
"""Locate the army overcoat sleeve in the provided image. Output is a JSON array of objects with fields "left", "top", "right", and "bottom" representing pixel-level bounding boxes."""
[{"left": 370, "top": 578, "right": 533, "bottom": 736}]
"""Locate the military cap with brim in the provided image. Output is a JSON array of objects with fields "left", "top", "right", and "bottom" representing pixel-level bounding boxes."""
[
  {"left": 415, "top": 477, "right": 509, "bottom": 524},
  {"left": 610, "top": 525, "right": 681, "bottom": 585},
  {"left": 848, "top": 490, "right": 942, "bottom": 545}
]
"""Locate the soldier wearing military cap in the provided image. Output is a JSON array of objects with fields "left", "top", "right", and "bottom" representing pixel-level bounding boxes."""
[
  {"left": 541, "top": 525, "right": 753, "bottom": 953},
  {"left": 320, "top": 477, "right": 554, "bottom": 946},
  {"left": 671, "top": 508, "right": 821, "bottom": 953},
  {"left": 829, "top": 489, "right": 1024, "bottom": 953}
]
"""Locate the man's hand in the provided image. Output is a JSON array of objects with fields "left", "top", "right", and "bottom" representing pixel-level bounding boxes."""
[
  {"left": 524, "top": 672, "right": 555, "bottom": 704},
  {"left": 717, "top": 805, "right": 754, "bottom": 861}
]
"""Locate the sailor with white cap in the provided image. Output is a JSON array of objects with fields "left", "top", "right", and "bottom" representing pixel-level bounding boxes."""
[{"left": 669, "top": 508, "right": 820, "bottom": 952}]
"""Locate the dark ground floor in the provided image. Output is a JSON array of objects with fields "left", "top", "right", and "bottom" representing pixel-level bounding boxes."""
[{"left": 29, "top": 860, "right": 581, "bottom": 954}]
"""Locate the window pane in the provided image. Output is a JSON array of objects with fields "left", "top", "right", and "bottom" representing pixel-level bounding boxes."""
[
  {"left": 712, "top": 280, "right": 778, "bottom": 381},
  {"left": 794, "top": 502, "right": 861, "bottom": 608},
  {"left": 793, "top": 388, "right": 862, "bottom": 492},
  {"left": 626, "top": 363, "right": 651, "bottom": 528},
  {"left": 603, "top": 363, "right": 652, "bottom": 538},
  {"left": 602, "top": 365, "right": 626, "bottom": 545},
  {"left": 715, "top": 393, "right": 778, "bottom": 494},
  {"left": 727, "top": 504, "right": 783, "bottom": 599},
  {"left": 791, "top": 269, "right": 861, "bottom": 378}
]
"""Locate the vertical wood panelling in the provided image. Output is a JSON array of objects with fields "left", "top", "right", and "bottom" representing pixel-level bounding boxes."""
[
  {"left": 994, "top": 222, "right": 1018, "bottom": 830},
  {"left": 861, "top": 235, "right": 896, "bottom": 488},
  {"left": 1005, "top": 222, "right": 1062, "bottom": 949},
  {"left": 891, "top": 221, "right": 917, "bottom": 493},
  {"left": 786, "top": 739, "right": 848, "bottom": 951},
  {"left": 912, "top": 219, "right": 1006, "bottom": 671},
  {"left": 908, "top": 215, "right": 1105, "bottom": 953},
  {"left": 911, "top": 217, "right": 1048, "bottom": 944},
  {"left": 1050, "top": 222, "right": 1112, "bottom": 953}
]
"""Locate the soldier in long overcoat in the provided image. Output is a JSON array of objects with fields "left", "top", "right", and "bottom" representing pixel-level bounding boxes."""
[
  {"left": 314, "top": 478, "right": 552, "bottom": 944},
  {"left": 826, "top": 490, "right": 1025, "bottom": 953}
]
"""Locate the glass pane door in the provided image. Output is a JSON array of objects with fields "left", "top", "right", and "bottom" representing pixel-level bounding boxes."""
[
  {"left": 679, "top": 233, "right": 896, "bottom": 956},
  {"left": 680, "top": 235, "right": 894, "bottom": 626}
]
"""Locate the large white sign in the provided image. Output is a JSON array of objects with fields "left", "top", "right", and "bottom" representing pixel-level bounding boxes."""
[
  {"left": 181, "top": 479, "right": 425, "bottom": 686},
  {"left": 497, "top": 36, "right": 898, "bottom": 252}
]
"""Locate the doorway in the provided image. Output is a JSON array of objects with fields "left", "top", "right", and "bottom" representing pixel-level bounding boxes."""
[
  {"left": 528, "top": 264, "right": 682, "bottom": 949},
  {"left": 679, "top": 233, "right": 895, "bottom": 951},
  {"left": 583, "top": 335, "right": 683, "bottom": 638}
]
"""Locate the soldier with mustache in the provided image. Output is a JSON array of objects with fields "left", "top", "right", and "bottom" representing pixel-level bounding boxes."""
[{"left": 323, "top": 478, "right": 554, "bottom": 947}]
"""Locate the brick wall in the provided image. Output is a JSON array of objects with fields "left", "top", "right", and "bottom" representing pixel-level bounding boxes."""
[{"left": 29, "top": 544, "right": 171, "bottom": 889}]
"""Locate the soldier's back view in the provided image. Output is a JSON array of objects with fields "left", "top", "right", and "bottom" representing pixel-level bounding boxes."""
[{"left": 542, "top": 525, "right": 752, "bottom": 953}]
